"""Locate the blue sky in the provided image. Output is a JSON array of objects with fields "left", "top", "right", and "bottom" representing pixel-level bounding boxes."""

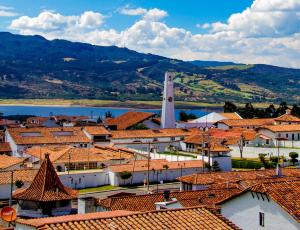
[
  {"left": 0, "top": 0, "right": 253, "bottom": 32},
  {"left": 1, "top": 0, "right": 300, "bottom": 68}
]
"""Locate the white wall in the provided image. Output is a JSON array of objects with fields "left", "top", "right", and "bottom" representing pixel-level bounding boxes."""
[
  {"left": 221, "top": 192, "right": 300, "bottom": 230},
  {"left": 109, "top": 167, "right": 202, "bottom": 186},
  {"left": 230, "top": 145, "right": 300, "bottom": 159},
  {"left": 59, "top": 171, "right": 108, "bottom": 189}
]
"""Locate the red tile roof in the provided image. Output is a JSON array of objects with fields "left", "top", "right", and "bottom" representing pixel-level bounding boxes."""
[
  {"left": 106, "top": 111, "right": 155, "bottom": 130},
  {"left": 13, "top": 154, "right": 77, "bottom": 202},
  {"left": 111, "top": 128, "right": 200, "bottom": 139},
  {"left": 217, "top": 118, "right": 274, "bottom": 128},
  {"left": 177, "top": 168, "right": 300, "bottom": 188},
  {"left": 25, "top": 146, "right": 136, "bottom": 164},
  {"left": 0, "top": 169, "right": 38, "bottom": 185},
  {"left": 84, "top": 126, "right": 110, "bottom": 135},
  {"left": 7, "top": 127, "right": 90, "bottom": 145},
  {"left": 218, "top": 180, "right": 300, "bottom": 223},
  {"left": 260, "top": 124, "right": 300, "bottom": 132},
  {"left": 97, "top": 188, "right": 242, "bottom": 211},
  {"left": 108, "top": 159, "right": 203, "bottom": 173},
  {"left": 0, "top": 142, "right": 12, "bottom": 153},
  {"left": 16, "top": 210, "right": 136, "bottom": 228},
  {"left": 17, "top": 207, "right": 240, "bottom": 230},
  {"left": 250, "top": 180, "right": 300, "bottom": 222},
  {"left": 0, "top": 155, "right": 26, "bottom": 170},
  {"left": 274, "top": 114, "right": 300, "bottom": 122}
]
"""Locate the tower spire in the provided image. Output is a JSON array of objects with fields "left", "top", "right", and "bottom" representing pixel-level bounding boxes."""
[{"left": 161, "top": 72, "right": 176, "bottom": 128}]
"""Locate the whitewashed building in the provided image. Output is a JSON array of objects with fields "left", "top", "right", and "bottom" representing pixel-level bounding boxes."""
[{"left": 219, "top": 180, "right": 300, "bottom": 230}]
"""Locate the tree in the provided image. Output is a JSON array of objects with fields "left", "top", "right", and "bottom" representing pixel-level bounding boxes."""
[
  {"left": 130, "top": 123, "right": 149, "bottom": 130},
  {"left": 15, "top": 180, "right": 24, "bottom": 188},
  {"left": 291, "top": 104, "right": 300, "bottom": 118},
  {"left": 105, "top": 111, "right": 113, "bottom": 118},
  {"left": 258, "top": 153, "right": 267, "bottom": 166},
  {"left": 212, "top": 161, "right": 221, "bottom": 172},
  {"left": 289, "top": 152, "right": 299, "bottom": 166},
  {"left": 163, "top": 164, "right": 169, "bottom": 181},
  {"left": 179, "top": 111, "right": 189, "bottom": 121},
  {"left": 224, "top": 102, "right": 237, "bottom": 113},
  {"left": 96, "top": 116, "right": 102, "bottom": 124},
  {"left": 276, "top": 102, "right": 288, "bottom": 116},
  {"left": 119, "top": 171, "right": 132, "bottom": 185}
]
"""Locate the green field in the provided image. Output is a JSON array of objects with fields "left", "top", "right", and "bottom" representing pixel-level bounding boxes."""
[{"left": 79, "top": 185, "right": 118, "bottom": 194}]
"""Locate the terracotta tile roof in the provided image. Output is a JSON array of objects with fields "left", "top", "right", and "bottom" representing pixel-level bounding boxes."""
[
  {"left": 25, "top": 146, "right": 136, "bottom": 164},
  {"left": 105, "top": 111, "right": 155, "bottom": 130},
  {"left": 17, "top": 207, "right": 240, "bottom": 230},
  {"left": 0, "top": 142, "right": 12, "bottom": 153},
  {"left": 7, "top": 127, "right": 90, "bottom": 145},
  {"left": 250, "top": 180, "right": 300, "bottom": 222},
  {"left": 260, "top": 124, "right": 300, "bottom": 132},
  {"left": 219, "top": 113, "right": 242, "bottom": 120},
  {"left": 13, "top": 154, "right": 78, "bottom": 201},
  {"left": 111, "top": 128, "right": 200, "bottom": 139},
  {"left": 0, "top": 155, "right": 26, "bottom": 170},
  {"left": 0, "top": 169, "right": 38, "bottom": 185},
  {"left": 16, "top": 210, "right": 136, "bottom": 228},
  {"left": 84, "top": 126, "right": 111, "bottom": 135},
  {"left": 177, "top": 168, "right": 300, "bottom": 188},
  {"left": 97, "top": 188, "right": 242, "bottom": 211},
  {"left": 274, "top": 114, "right": 300, "bottom": 122},
  {"left": 108, "top": 159, "right": 203, "bottom": 173},
  {"left": 217, "top": 118, "right": 274, "bottom": 128}
]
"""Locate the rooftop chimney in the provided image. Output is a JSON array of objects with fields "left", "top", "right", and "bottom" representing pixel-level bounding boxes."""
[{"left": 163, "top": 190, "right": 171, "bottom": 201}]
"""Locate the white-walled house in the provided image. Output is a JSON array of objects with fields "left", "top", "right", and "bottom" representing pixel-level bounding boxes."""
[
  {"left": 177, "top": 112, "right": 242, "bottom": 129},
  {"left": 215, "top": 118, "right": 275, "bottom": 130},
  {"left": 219, "top": 180, "right": 300, "bottom": 230},
  {"left": 5, "top": 127, "right": 91, "bottom": 157},
  {"left": 107, "top": 159, "right": 204, "bottom": 186},
  {"left": 110, "top": 128, "right": 200, "bottom": 152}
]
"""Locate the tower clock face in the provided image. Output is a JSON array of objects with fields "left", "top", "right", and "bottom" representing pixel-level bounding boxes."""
[{"left": 168, "top": 97, "right": 173, "bottom": 102}]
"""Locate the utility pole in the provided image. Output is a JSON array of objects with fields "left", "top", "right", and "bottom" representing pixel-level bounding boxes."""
[
  {"left": 147, "top": 142, "right": 151, "bottom": 193},
  {"left": 9, "top": 171, "right": 14, "bottom": 207}
]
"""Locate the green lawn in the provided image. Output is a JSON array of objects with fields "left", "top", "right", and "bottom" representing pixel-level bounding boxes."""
[
  {"left": 159, "top": 151, "right": 197, "bottom": 158},
  {"left": 79, "top": 185, "right": 118, "bottom": 194}
]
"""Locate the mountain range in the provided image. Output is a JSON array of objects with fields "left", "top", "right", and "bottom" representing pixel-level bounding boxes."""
[{"left": 1, "top": 32, "right": 300, "bottom": 104}]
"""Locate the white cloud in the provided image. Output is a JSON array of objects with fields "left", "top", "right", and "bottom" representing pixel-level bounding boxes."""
[
  {"left": 196, "top": 23, "right": 211, "bottom": 29},
  {"left": 0, "top": 5, "right": 17, "bottom": 17},
  {"left": 142, "top": 8, "right": 168, "bottom": 21},
  {"left": 120, "top": 7, "right": 167, "bottom": 21},
  {"left": 7, "top": 1, "right": 300, "bottom": 68},
  {"left": 9, "top": 11, "right": 105, "bottom": 40},
  {"left": 120, "top": 7, "right": 147, "bottom": 16}
]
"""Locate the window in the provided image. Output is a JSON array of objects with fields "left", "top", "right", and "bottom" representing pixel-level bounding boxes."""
[
  {"left": 259, "top": 212, "right": 265, "bottom": 227},
  {"left": 286, "top": 133, "right": 288, "bottom": 138},
  {"left": 298, "top": 133, "right": 300, "bottom": 140},
  {"left": 170, "top": 137, "right": 175, "bottom": 141},
  {"left": 266, "top": 139, "right": 269, "bottom": 145}
]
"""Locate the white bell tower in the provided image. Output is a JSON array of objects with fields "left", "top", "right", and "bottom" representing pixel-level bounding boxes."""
[{"left": 161, "top": 72, "right": 176, "bottom": 128}]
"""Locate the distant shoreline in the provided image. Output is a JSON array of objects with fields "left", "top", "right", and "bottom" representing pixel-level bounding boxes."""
[{"left": 0, "top": 99, "right": 224, "bottom": 111}]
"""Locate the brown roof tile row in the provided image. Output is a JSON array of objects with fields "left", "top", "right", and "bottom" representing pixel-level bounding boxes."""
[
  {"left": 17, "top": 207, "right": 240, "bottom": 230},
  {"left": 106, "top": 111, "right": 155, "bottom": 130}
]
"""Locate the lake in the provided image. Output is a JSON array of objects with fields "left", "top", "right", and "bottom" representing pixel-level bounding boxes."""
[{"left": 0, "top": 105, "right": 208, "bottom": 120}]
